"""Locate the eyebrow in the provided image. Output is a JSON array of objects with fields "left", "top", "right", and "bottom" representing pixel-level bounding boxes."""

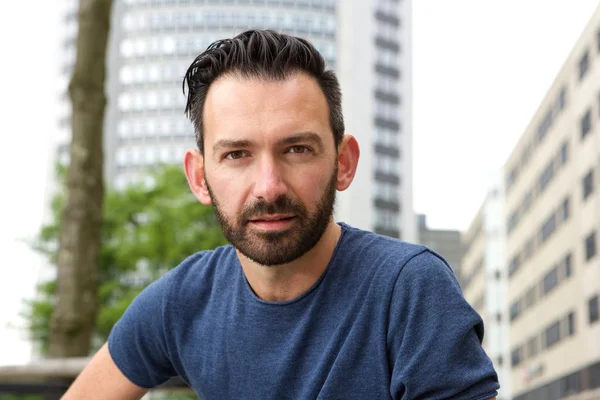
[
  {"left": 213, "top": 139, "right": 254, "bottom": 153},
  {"left": 276, "top": 132, "right": 324, "bottom": 150},
  {"left": 212, "top": 132, "right": 325, "bottom": 153}
]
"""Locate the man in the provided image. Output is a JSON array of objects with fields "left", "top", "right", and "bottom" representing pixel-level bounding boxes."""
[{"left": 63, "top": 30, "right": 499, "bottom": 399}]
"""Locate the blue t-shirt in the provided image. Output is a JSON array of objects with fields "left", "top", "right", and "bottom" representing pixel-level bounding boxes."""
[{"left": 108, "top": 223, "right": 499, "bottom": 399}]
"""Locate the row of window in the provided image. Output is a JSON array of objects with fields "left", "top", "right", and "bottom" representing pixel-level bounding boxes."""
[
  {"left": 513, "top": 360, "right": 600, "bottom": 400},
  {"left": 374, "top": 4, "right": 400, "bottom": 43},
  {"left": 118, "top": 89, "right": 184, "bottom": 112},
  {"left": 375, "top": 74, "right": 399, "bottom": 94},
  {"left": 113, "top": 172, "right": 156, "bottom": 191},
  {"left": 374, "top": 128, "right": 398, "bottom": 148},
  {"left": 508, "top": 195, "right": 570, "bottom": 278},
  {"left": 511, "top": 295, "right": 600, "bottom": 370},
  {"left": 507, "top": 84, "right": 600, "bottom": 196},
  {"left": 507, "top": 140, "right": 568, "bottom": 235},
  {"left": 580, "top": 107, "right": 594, "bottom": 140},
  {"left": 119, "top": 62, "right": 188, "bottom": 85},
  {"left": 374, "top": 101, "right": 400, "bottom": 123},
  {"left": 376, "top": 47, "right": 399, "bottom": 70},
  {"left": 373, "top": 153, "right": 400, "bottom": 176},
  {"left": 373, "top": 181, "right": 399, "bottom": 203},
  {"left": 374, "top": 209, "right": 401, "bottom": 230},
  {"left": 578, "top": 45, "right": 593, "bottom": 81},
  {"left": 117, "top": 117, "right": 192, "bottom": 138},
  {"left": 510, "top": 251, "right": 573, "bottom": 323},
  {"left": 511, "top": 310, "right": 576, "bottom": 368},
  {"left": 461, "top": 256, "right": 484, "bottom": 292},
  {"left": 123, "top": 0, "right": 336, "bottom": 10},
  {"left": 121, "top": 9, "right": 336, "bottom": 36},
  {"left": 505, "top": 87, "right": 567, "bottom": 193},
  {"left": 115, "top": 144, "right": 190, "bottom": 167},
  {"left": 462, "top": 219, "right": 484, "bottom": 259},
  {"left": 119, "top": 34, "right": 336, "bottom": 61}
]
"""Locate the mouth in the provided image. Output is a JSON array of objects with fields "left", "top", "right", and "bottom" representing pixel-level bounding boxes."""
[
  {"left": 249, "top": 214, "right": 295, "bottom": 222},
  {"left": 248, "top": 215, "right": 296, "bottom": 230}
]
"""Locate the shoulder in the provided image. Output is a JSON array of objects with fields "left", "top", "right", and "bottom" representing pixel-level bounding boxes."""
[
  {"left": 339, "top": 224, "right": 454, "bottom": 282},
  {"left": 155, "top": 244, "right": 238, "bottom": 298}
]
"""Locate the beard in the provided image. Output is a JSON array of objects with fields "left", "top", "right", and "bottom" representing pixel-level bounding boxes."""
[{"left": 206, "top": 165, "right": 338, "bottom": 266}]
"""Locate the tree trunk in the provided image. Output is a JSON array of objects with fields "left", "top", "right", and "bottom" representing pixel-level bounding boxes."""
[{"left": 48, "top": 0, "right": 113, "bottom": 358}]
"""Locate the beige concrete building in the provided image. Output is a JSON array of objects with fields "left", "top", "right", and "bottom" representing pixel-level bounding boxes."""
[
  {"left": 462, "top": 171, "right": 511, "bottom": 400},
  {"left": 503, "top": 4, "right": 600, "bottom": 399}
]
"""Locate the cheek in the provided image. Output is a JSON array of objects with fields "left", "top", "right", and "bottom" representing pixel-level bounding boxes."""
[
  {"left": 208, "top": 168, "right": 251, "bottom": 215},
  {"left": 287, "top": 168, "right": 331, "bottom": 205}
]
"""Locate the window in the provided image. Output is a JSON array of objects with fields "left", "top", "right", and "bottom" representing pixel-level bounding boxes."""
[
  {"left": 527, "top": 336, "right": 538, "bottom": 358},
  {"left": 507, "top": 211, "right": 519, "bottom": 234},
  {"left": 543, "top": 267, "right": 559, "bottom": 295},
  {"left": 540, "top": 213, "right": 556, "bottom": 243},
  {"left": 544, "top": 321, "right": 561, "bottom": 348},
  {"left": 581, "top": 109, "right": 592, "bottom": 139},
  {"left": 506, "top": 167, "right": 517, "bottom": 192},
  {"left": 560, "top": 197, "right": 570, "bottom": 222},
  {"left": 508, "top": 253, "right": 521, "bottom": 277},
  {"left": 583, "top": 169, "right": 594, "bottom": 200},
  {"left": 564, "top": 253, "right": 573, "bottom": 278},
  {"left": 511, "top": 347, "right": 522, "bottom": 367},
  {"left": 524, "top": 238, "right": 535, "bottom": 260},
  {"left": 510, "top": 300, "right": 521, "bottom": 322},
  {"left": 559, "top": 86, "right": 567, "bottom": 110},
  {"left": 589, "top": 295, "right": 599, "bottom": 324},
  {"left": 537, "top": 111, "right": 552, "bottom": 142},
  {"left": 538, "top": 161, "right": 554, "bottom": 193},
  {"left": 586, "top": 231, "right": 597, "bottom": 261},
  {"left": 567, "top": 311, "right": 576, "bottom": 336},
  {"left": 559, "top": 141, "right": 569, "bottom": 165},
  {"left": 579, "top": 50, "right": 590, "bottom": 80},
  {"left": 525, "top": 286, "right": 536, "bottom": 308}
]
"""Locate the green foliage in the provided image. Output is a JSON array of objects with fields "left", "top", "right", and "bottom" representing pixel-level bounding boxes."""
[
  {"left": 0, "top": 396, "right": 43, "bottom": 400},
  {"left": 24, "top": 165, "right": 227, "bottom": 355}
]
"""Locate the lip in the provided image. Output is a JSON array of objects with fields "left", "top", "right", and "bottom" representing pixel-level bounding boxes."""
[
  {"left": 249, "top": 214, "right": 295, "bottom": 222},
  {"left": 248, "top": 215, "right": 296, "bottom": 231}
]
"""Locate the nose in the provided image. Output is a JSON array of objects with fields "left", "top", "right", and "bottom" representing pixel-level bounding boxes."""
[{"left": 252, "top": 155, "right": 289, "bottom": 203}]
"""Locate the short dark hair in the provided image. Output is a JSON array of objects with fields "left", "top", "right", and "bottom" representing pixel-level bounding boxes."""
[{"left": 182, "top": 29, "right": 344, "bottom": 153}]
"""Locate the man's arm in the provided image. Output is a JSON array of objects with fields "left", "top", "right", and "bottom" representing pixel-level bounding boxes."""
[
  {"left": 61, "top": 343, "right": 149, "bottom": 400},
  {"left": 388, "top": 250, "right": 501, "bottom": 399}
]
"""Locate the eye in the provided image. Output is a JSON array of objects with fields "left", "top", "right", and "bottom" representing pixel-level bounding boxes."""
[
  {"left": 287, "top": 146, "right": 311, "bottom": 154},
  {"left": 224, "top": 150, "right": 248, "bottom": 160}
]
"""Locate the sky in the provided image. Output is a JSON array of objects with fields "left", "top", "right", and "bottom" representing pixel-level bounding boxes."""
[{"left": 0, "top": 1, "right": 598, "bottom": 365}]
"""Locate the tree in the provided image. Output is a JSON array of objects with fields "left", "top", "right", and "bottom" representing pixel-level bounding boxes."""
[
  {"left": 27, "top": 165, "right": 227, "bottom": 356},
  {"left": 49, "top": 0, "right": 113, "bottom": 358}
]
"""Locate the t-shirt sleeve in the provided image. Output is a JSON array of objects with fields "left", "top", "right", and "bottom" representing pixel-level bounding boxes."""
[
  {"left": 107, "top": 276, "right": 177, "bottom": 389},
  {"left": 388, "top": 250, "right": 500, "bottom": 400}
]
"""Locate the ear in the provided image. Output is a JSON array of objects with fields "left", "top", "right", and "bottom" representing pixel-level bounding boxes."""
[
  {"left": 184, "top": 149, "right": 212, "bottom": 205},
  {"left": 336, "top": 134, "right": 360, "bottom": 191}
]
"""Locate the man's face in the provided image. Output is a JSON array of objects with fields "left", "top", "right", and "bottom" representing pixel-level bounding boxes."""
[{"left": 200, "top": 72, "right": 339, "bottom": 266}]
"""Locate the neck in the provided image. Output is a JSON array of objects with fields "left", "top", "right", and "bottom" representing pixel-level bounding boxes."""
[{"left": 237, "top": 220, "right": 342, "bottom": 302}]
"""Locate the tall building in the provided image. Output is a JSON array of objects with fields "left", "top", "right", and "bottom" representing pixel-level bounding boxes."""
[
  {"left": 55, "top": 0, "right": 415, "bottom": 242},
  {"left": 503, "top": 4, "right": 600, "bottom": 399},
  {"left": 461, "top": 171, "right": 510, "bottom": 400},
  {"left": 417, "top": 213, "right": 462, "bottom": 276}
]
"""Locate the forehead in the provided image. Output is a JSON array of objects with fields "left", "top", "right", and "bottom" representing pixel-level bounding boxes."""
[{"left": 202, "top": 72, "right": 332, "bottom": 149}]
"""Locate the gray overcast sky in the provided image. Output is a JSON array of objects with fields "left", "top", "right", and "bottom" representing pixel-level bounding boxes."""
[{"left": 0, "top": 1, "right": 598, "bottom": 364}]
